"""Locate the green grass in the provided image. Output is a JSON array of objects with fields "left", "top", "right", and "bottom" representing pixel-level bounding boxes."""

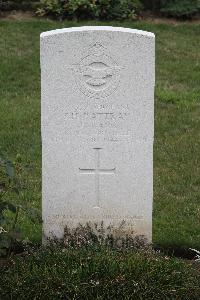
[
  {"left": 1, "top": 245, "right": 200, "bottom": 299},
  {"left": 0, "top": 19, "right": 200, "bottom": 249}
]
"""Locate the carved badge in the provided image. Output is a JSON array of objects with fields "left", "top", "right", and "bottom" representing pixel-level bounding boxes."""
[{"left": 72, "top": 43, "right": 122, "bottom": 98}]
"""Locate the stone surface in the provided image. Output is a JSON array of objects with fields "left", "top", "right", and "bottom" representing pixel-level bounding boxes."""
[{"left": 41, "top": 26, "right": 155, "bottom": 242}]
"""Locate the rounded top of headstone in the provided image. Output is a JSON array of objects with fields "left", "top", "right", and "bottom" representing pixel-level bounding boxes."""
[{"left": 40, "top": 26, "right": 155, "bottom": 39}]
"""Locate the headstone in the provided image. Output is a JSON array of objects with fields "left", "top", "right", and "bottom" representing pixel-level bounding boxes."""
[{"left": 41, "top": 26, "right": 155, "bottom": 242}]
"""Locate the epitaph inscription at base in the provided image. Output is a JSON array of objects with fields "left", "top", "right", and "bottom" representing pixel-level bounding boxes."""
[{"left": 41, "top": 26, "right": 155, "bottom": 241}]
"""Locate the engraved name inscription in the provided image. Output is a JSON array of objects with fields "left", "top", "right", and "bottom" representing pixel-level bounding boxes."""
[
  {"left": 65, "top": 111, "right": 130, "bottom": 121},
  {"left": 63, "top": 104, "right": 132, "bottom": 142}
]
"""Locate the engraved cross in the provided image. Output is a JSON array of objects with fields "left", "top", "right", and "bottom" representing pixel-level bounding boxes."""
[{"left": 79, "top": 148, "right": 116, "bottom": 208}]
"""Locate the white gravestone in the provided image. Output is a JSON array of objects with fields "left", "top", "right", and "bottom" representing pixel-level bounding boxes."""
[{"left": 41, "top": 26, "right": 155, "bottom": 242}]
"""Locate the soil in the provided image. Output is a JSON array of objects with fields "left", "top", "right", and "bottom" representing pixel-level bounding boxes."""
[
  {"left": 0, "top": 10, "right": 35, "bottom": 20},
  {"left": 0, "top": 10, "right": 200, "bottom": 24},
  {"left": 141, "top": 16, "right": 200, "bottom": 25}
]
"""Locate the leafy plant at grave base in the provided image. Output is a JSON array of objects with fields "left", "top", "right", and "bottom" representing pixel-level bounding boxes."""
[
  {"left": 61, "top": 222, "right": 149, "bottom": 250},
  {"left": 36, "top": 0, "right": 143, "bottom": 20},
  {"left": 0, "top": 155, "right": 42, "bottom": 257}
]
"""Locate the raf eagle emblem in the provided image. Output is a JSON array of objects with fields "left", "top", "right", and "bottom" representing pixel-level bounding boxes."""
[{"left": 72, "top": 43, "right": 122, "bottom": 98}]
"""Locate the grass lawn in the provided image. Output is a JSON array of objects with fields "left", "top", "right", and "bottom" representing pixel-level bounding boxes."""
[
  {"left": 0, "top": 18, "right": 200, "bottom": 251},
  {"left": 1, "top": 244, "right": 200, "bottom": 299}
]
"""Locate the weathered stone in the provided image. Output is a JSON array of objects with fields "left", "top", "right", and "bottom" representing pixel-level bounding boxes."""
[{"left": 41, "top": 26, "right": 155, "bottom": 242}]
